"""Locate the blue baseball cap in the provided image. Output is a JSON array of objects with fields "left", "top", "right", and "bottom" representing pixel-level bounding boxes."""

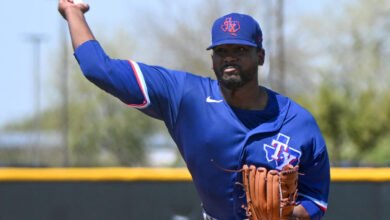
[{"left": 207, "top": 13, "right": 263, "bottom": 50}]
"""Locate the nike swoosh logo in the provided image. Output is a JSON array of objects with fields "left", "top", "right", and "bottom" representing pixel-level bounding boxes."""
[{"left": 206, "top": 96, "right": 223, "bottom": 103}]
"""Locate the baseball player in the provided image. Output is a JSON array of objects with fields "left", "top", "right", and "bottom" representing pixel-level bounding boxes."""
[{"left": 58, "top": 0, "right": 330, "bottom": 219}]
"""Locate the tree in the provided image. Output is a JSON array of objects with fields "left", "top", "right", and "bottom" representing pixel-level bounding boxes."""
[{"left": 298, "top": 0, "right": 390, "bottom": 165}]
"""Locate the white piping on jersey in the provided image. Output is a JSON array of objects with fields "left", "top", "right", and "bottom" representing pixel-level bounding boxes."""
[
  {"left": 298, "top": 192, "right": 328, "bottom": 211},
  {"left": 127, "top": 60, "right": 151, "bottom": 109}
]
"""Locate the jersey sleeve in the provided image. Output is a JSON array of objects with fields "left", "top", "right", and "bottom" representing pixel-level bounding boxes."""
[
  {"left": 298, "top": 141, "right": 330, "bottom": 219},
  {"left": 74, "top": 40, "right": 187, "bottom": 129}
]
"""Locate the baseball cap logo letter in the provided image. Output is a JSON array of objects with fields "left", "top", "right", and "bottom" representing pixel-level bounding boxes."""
[
  {"left": 221, "top": 17, "right": 240, "bottom": 36},
  {"left": 207, "top": 13, "right": 263, "bottom": 50}
]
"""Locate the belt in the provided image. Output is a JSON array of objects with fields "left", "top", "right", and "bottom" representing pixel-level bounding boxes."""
[{"left": 202, "top": 209, "right": 249, "bottom": 220}]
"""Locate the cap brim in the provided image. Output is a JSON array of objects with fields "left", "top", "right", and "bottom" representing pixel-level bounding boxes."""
[{"left": 206, "top": 39, "right": 258, "bottom": 50}]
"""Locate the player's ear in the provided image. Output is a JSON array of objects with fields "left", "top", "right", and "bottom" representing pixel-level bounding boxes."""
[
  {"left": 211, "top": 52, "right": 216, "bottom": 68},
  {"left": 257, "top": 48, "right": 265, "bottom": 66}
]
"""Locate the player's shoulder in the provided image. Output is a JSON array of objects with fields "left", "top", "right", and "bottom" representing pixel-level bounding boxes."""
[
  {"left": 274, "top": 92, "right": 327, "bottom": 156},
  {"left": 270, "top": 89, "right": 318, "bottom": 124},
  {"left": 180, "top": 71, "right": 218, "bottom": 90},
  {"left": 138, "top": 62, "right": 213, "bottom": 82},
  {"left": 289, "top": 99, "right": 316, "bottom": 120},
  {"left": 286, "top": 97, "right": 324, "bottom": 145},
  {"left": 184, "top": 71, "right": 216, "bottom": 82}
]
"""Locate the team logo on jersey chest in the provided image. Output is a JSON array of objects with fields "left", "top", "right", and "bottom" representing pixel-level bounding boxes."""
[{"left": 263, "top": 133, "right": 301, "bottom": 170}]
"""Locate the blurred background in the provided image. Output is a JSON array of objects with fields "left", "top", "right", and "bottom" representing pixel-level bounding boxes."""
[{"left": 1, "top": 0, "right": 389, "bottom": 168}]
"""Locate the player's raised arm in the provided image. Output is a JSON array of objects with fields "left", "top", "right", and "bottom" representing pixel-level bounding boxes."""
[
  {"left": 56, "top": 0, "right": 166, "bottom": 114},
  {"left": 58, "top": 0, "right": 95, "bottom": 50}
]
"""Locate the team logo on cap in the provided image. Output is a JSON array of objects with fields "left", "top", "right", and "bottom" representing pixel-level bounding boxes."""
[
  {"left": 263, "top": 133, "right": 301, "bottom": 170},
  {"left": 221, "top": 17, "right": 240, "bottom": 36}
]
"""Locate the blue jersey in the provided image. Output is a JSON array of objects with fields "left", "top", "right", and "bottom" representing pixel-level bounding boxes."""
[{"left": 75, "top": 40, "right": 330, "bottom": 220}]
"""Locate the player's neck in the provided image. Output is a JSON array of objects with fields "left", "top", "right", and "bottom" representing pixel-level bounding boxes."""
[{"left": 221, "top": 83, "right": 268, "bottom": 111}]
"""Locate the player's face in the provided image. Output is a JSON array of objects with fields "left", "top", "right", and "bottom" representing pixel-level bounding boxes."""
[{"left": 212, "top": 44, "right": 264, "bottom": 90}]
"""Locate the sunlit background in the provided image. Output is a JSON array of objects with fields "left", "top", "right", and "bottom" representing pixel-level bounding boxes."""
[{"left": 1, "top": 0, "right": 389, "bottom": 167}]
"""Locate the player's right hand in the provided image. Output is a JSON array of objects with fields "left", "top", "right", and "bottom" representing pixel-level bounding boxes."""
[{"left": 58, "top": 0, "right": 90, "bottom": 20}]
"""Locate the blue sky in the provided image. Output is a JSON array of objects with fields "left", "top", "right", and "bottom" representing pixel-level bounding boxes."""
[{"left": 0, "top": 0, "right": 331, "bottom": 127}]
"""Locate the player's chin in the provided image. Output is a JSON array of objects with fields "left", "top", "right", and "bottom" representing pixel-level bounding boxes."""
[{"left": 219, "top": 78, "right": 245, "bottom": 90}]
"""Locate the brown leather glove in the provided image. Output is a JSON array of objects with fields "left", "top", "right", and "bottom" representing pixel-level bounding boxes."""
[{"left": 242, "top": 164, "right": 299, "bottom": 220}]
